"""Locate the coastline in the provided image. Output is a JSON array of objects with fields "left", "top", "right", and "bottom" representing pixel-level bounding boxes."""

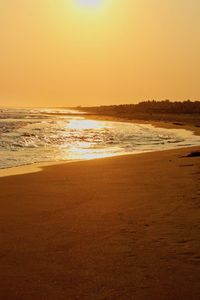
[
  {"left": 84, "top": 113, "right": 200, "bottom": 136},
  {"left": 0, "top": 161, "right": 74, "bottom": 178},
  {"left": 1, "top": 116, "right": 199, "bottom": 178},
  {"left": 0, "top": 146, "right": 200, "bottom": 299},
  {"left": 0, "top": 145, "right": 199, "bottom": 178}
]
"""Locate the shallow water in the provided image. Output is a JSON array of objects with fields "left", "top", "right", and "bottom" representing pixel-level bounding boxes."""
[{"left": 0, "top": 108, "right": 199, "bottom": 169}]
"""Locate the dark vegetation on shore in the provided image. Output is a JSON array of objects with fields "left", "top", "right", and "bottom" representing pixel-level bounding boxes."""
[
  {"left": 79, "top": 100, "right": 200, "bottom": 114},
  {"left": 78, "top": 100, "right": 200, "bottom": 126}
]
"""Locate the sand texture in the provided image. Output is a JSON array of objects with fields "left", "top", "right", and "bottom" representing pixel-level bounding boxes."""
[{"left": 0, "top": 147, "right": 200, "bottom": 299}]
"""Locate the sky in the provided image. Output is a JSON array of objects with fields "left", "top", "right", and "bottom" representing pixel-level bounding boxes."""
[{"left": 0, "top": 0, "right": 200, "bottom": 107}]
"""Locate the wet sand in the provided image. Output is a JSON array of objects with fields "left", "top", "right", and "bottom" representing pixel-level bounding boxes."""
[{"left": 0, "top": 147, "right": 200, "bottom": 299}]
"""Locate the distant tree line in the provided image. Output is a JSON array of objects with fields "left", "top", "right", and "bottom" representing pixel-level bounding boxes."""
[{"left": 80, "top": 100, "right": 200, "bottom": 115}]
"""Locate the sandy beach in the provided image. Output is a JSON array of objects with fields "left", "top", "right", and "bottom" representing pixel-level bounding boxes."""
[
  {"left": 1, "top": 0, "right": 200, "bottom": 297},
  {"left": 0, "top": 145, "right": 200, "bottom": 299}
]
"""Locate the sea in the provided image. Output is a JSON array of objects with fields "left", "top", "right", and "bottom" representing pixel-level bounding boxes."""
[{"left": 0, "top": 108, "right": 199, "bottom": 169}]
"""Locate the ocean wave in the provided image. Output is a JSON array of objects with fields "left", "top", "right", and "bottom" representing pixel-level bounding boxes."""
[{"left": 0, "top": 108, "right": 200, "bottom": 169}]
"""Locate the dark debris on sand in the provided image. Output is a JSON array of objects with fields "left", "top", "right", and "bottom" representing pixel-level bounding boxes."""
[{"left": 185, "top": 151, "right": 200, "bottom": 158}]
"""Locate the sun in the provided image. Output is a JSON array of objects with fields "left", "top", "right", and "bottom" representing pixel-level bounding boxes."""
[
  {"left": 76, "top": 0, "right": 102, "bottom": 7},
  {"left": 70, "top": 0, "right": 111, "bottom": 17}
]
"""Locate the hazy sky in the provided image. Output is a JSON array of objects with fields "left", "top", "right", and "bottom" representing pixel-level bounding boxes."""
[{"left": 0, "top": 0, "right": 200, "bottom": 107}]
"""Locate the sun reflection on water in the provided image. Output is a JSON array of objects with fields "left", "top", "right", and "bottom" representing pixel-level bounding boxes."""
[
  {"left": 66, "top": 146, "right": 117, "bottom": 160},
  {"left": 67, "top": 119, "right": 106, "bottom": 130},
  {"left": 63, "top": 119, "right": 115, "bottom": 159},
  {"left": 1, "top": 107, "right": 200, "bottom": 169}
]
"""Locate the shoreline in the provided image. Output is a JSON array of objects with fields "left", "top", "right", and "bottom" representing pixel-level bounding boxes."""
[
  {"left": 0, "top": 160, "right": 70, "bottom": 178},
  {"left": 84, "top": 113, "right": 200, "bottom": 136},
  {"left": 1, "top": 116, "right": 199, "bottom": 178},
  {"left": 0, "top": 145, "right": 200, "bottom": 299},
  {"left": 0, "top": 144, "right": 199, "bottom": 178}
]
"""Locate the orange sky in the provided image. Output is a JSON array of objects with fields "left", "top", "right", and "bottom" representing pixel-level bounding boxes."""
[{"left": 0, "top": 0, "right": 200, "bottom": 107}]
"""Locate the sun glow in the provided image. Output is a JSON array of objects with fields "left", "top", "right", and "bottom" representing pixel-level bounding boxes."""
[
  {"left": 77, "top": 0, "right": 102, "bottom": 7},
  {"left": 69, "top": 0, "right": 113, "bottom": 20}
]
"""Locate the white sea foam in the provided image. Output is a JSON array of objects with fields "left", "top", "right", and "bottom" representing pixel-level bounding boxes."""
[{"left": 0, "top": 108, "right": 199, "bottom": 169}]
